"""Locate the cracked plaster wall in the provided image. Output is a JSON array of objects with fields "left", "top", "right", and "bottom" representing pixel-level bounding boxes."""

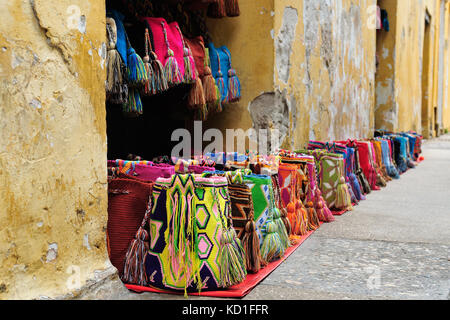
[{"left": 0, "top": 0, "right": 109, "bottom": 299}]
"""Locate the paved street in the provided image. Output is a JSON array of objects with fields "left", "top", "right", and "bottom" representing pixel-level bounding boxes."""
[{"left": 84, "top": 135, "right": 450, "bottom": 300}]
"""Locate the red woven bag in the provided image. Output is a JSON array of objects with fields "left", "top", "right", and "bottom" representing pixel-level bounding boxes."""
[{"left": 107, "top": 178, "right": 154, "bottom": 277}]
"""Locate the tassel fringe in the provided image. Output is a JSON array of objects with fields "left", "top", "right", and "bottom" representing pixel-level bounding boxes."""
[
  {"left": 335, "top": 177, "right": 353, "bottom": 211},
  {"left": 242, "top": 220, "right": 266, "bottom": 273},
  {"left": 227, "top": 69, "right": 241, "bottom": 103},
  {"left": 164, "top": 49, "right": 183, "bottom": 87},
  {"left": 219, "top": 228, "right": 247, "bottom": 287},
  {"left": 260, "top": 221, "right": 285, "bottom": 263},
  {"left": 127, "top": 48, "right": 148, "bottom": 86}
]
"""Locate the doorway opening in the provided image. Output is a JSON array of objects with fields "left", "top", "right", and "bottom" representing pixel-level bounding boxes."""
[{"left": 421, "top": 10, "right": 432, "bottom": 139}]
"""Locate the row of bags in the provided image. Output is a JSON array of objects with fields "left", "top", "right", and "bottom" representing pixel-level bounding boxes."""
[
  {"left": 106, "top": 131, "right": 423, "bottom": 294},
  {"left": 106, "top": 9, "right": 241, "bottom": 120}
]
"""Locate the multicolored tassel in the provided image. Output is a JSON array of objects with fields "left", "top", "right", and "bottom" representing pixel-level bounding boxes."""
[
  {"left": 219, "top": 228, "right": 247, "bottom": 287},
  {"left": 123, "top": 87, "right": 143, "bottom": 116},
  {"left": 121, "top": 197, "right": 153, "bottom": 286},
  {"left": 260, "top": 221, "right": 285, "bottom": 263},
  {"left": 223, "top": 49, "right": 241, "bottom": 103},
  {"left": 215, "top": 70, "right": 226, "bottom": 102},
  {"left": 315, "top": 189, "right": 335, "bottom": 222},
  {"left": 175, "top": 25, "right": 197, "bottom": 84},
  {"left": 349, "top": 173, "right": 365, "bottom": 201},
  {"left": 271, "top": 207, "right": 290, "bottom": 250},
  {"left": 126, "top": 46, "right": 148, "bottom": 87},
  {"left": 227, "top": 68, "right": 241, "bottom": 103},
  {"left": 143, "top": 28, "right": 168, "bottom": 95},
  {"left": 150, "top": 50, "right": 169, "bottom": 93},
  {"left": 335, "top": 177, "right": 353, "bottom": 211},
  {"left": 162, "top": 21, "right": 183, "bottom": 87},
  {"left": 305, "top": 201, "right": 320, "bottom": 231}
]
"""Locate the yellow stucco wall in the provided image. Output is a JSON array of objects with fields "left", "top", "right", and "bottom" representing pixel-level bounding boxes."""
[
  {"left": 205, "top": 0, "right": 275, "bottom": 149},
  {"left": 274, "top": 0, "right": 376, "bottom": 148},
  {"left": 375, "top": 0, "right": 449, "bottom": 137},
  {"left": 0, "top": 0, "right": 109, "bottom": 299},
  {"left": 207, "top": 0, "right": 377, "bottom": 151},
  {"left": 443, "top": 1, "right": 450, "bottom": 131}
]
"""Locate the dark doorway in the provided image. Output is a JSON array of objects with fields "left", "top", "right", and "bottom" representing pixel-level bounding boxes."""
[{"left": 421, "top": 10, "right": 432, "bottom": 138}]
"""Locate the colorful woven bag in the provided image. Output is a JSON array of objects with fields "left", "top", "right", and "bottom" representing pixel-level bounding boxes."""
[
  {"left": 244, "top": 174, "right": 289, "bottom": 262},
  {"left": 143, "top": 17, "right": 185, "bottom": 87},
  {"left": 297, "top": 150, "right": 353, "bottom": 211},
  {"left": 144, "top": 174, "right": 246, "bottom": 294}
]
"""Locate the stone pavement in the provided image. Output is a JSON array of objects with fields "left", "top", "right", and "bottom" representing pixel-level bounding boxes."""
[{"left": 80, "top": 135, "right": 450, "bottom": 300}]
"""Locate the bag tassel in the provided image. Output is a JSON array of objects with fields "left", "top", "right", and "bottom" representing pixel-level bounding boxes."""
[
  {"left": 151, "top": 51, "right": 168, "bottom": 93},
  {"left": 349, "top": 173, "right": 365, "bottom": 201},
  {"left": 376, "top": 172, "right": 387, "bottom": 187},
  {"left": 202, "top": 66, "right": 218, "bottom": 103},
  {"left": 126, "top": 46, "right": 148, "bottom": 87},
  {"left": 208, "top": 0, "right": 227, "bottom": 18},
  {"left": 213, "top": 83, "right": 223, "bottom": 113},
  {"left": 280, "top": 208, "right": 291, "bottom": 236},
  {"left": 386, "top": 163, "right": 400, "bottom": 179},
  {"left": 223, "top": 49, "right": 241, "bottom": 103},
  {"left": 121, "top": 197, "right": 153, "bottom": 286},
  {"left": 164, "top": 49, "right": 183, "bottom": 87},
  {"left": 161, "top": 21, "right": 183, "bottom": 87},
  {"left": 215, "top": 70, "right": 227, "bottom": 103},
  {"left": 286, "top": 202, "right": 300, "bottom": 235},
  {"left": 242, "top": 220, "right": 266, "bottom": 273},
  {"left": 188, "top": 76, "right": 206, "bottom": 109},
  {"left": 143, "top": 28, "right": 168, "bottom": 95},
  {"left": 305, "top": 201, "right": 320, "bottom": 231},
  {"left": 315, "top": 189, "right": 335, "bottom": 222},
  {"left": 335, "top": 177, "right": 353, "bottom": 211},
  {"left": 347, "top": 182, "right": 358, "bottom": 204},
  {"left": 219, "top": 228, "right": 247, "bottom": 287},
  {"left": 227, "top": 68, "right": 241, "bottom": 103},
  {"left": 225, "top": 0, "right": 240, "bottom": 17},
  {"left": 260, "top": 221, "right": 285, "bottom": 263},
  {"left": 296, "top": 200, "right": 309, "bottom": 235},
  {"left": 356, "top": 168, "right": 371, "bottom": 194},
  {"left": 106, "top": 18, "right": 123, "bottom": 97},
  {"left": 176, "top": 25, "right": 197, "bottom": 84},
  {"left": 272, "top": 207, "right": 290, "bottom": 250},
  {"left": 123, "top": 87, "right": 143, "bottom": 116},
  {"left": 143, "top": 54, "right": 154, "bottom": 95}
]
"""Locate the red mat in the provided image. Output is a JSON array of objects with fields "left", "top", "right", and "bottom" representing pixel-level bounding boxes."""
[
  {"left": 125, "top": 225, "right": 320, "bottom": 298},
  {"left": 331, "top": 209, "right": 348, "bottom": 216}
]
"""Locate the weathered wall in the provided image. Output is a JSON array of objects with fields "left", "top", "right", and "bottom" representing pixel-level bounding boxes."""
[
  {"left": 443, "top": 1, "right": 450, "bottom": 131},
  {"left": 395, "top": 0, "right": 424, "bottom": 132},
  {"left": 375, "top": 0, "right": 447, "bottom": 136},
  {"left": 0, "top": 0, "right": 110, "bottom": 299},
  {"left": 274, "top": 0, "right": 376, "bottom": 149},
  {"left": 208, "top": 0, "right": 377, "bottom": 151},
  {"left": 205, "top": 0, "right": 275, "bottom": 149},
  {"left": 375, "top": 0, "right": 398, "bottom": 132}
]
